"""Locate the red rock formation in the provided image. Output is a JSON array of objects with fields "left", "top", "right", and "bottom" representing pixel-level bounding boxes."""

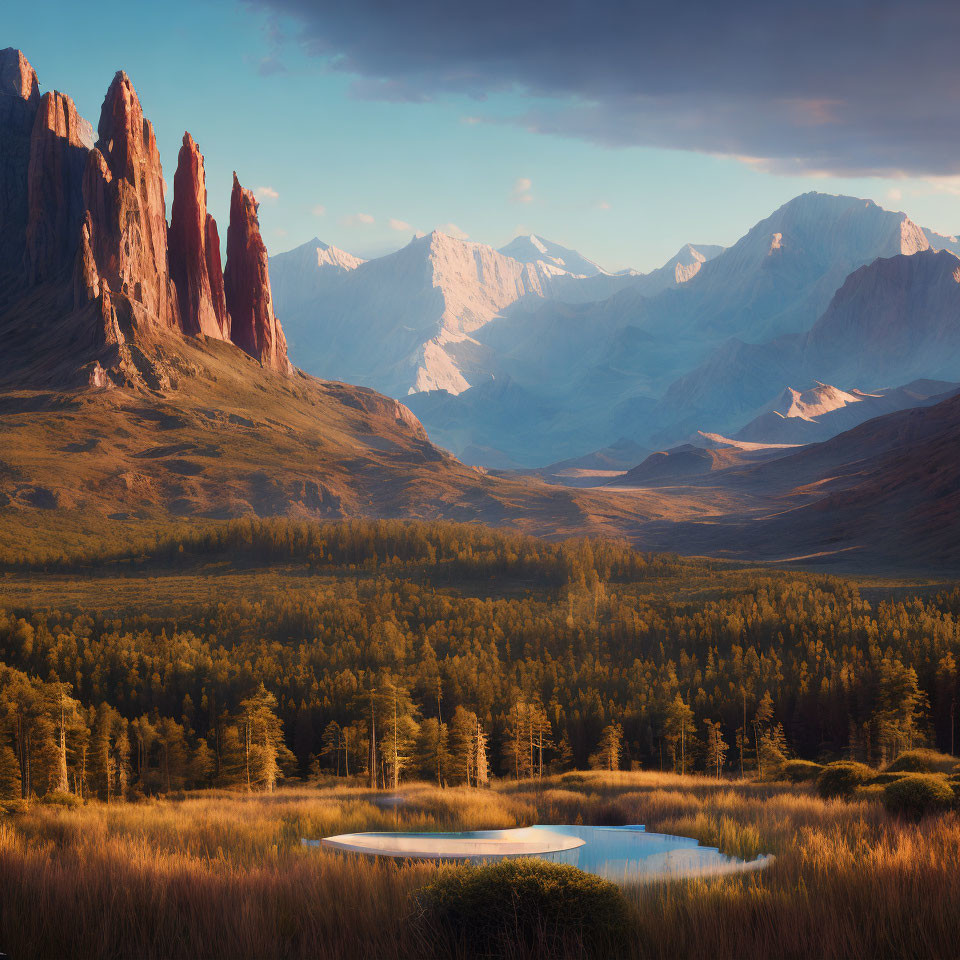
[
  {"left": 205, "top": 214, "right": 229, "bottom": 340},
  {"left": 0, "top": 48, "right": 39, "bottom": 102},
  {"left": 168, "top": 133, "right": 230, "bottom": 339},
  {"left": 224, "top": 173, "right": 290, "bottom": 372},
  {"left": 25, "top": 91, "right": 90, "bottom": 284},
  {"left": 0, "top": 48, "right": 40, "bottom": 278},
  {"left": 79, "top": 71, "right": 177, "bottom": 326},
  {"left": 74, "top": 210, "right": 101, "bottom": 305}
]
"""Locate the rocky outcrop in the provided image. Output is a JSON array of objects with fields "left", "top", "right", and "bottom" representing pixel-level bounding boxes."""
[
  {"left": 73, "top": 211, "right": 101, "bottom": 305},
  {"left": 0, "top": 48, "right": 40, "bottom": 279},
  {"left": 224, "top": 173, "right": 290, "bottom": 372},
  {"left": 168, "top": 133, "right": 230, "bottom": 339},
  {"left": 79, "top": 71, "right": 177, "bottom": 327},
  {"left": 0, "top": 47, "right": 38, "bottom": 102},
  {"left": 25, "top": 91, "right": 91, "bottom": 284}
]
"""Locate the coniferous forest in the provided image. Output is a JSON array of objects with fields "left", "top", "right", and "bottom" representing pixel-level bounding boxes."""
[{"left": 1, "top": 519, "right": 956, "bottom": 802}]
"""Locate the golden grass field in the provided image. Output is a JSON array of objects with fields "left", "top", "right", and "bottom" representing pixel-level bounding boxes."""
[{"left": 2, "top": 771, "right": 958, "bottom": 959}]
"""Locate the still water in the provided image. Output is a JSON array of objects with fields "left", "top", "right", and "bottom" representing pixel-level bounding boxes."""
[
  {"left": 526, "top": 824, "right": 771, "bottom": 882},
  {"left": 316, "top": 824, "right": 772, "bottom": 883}
]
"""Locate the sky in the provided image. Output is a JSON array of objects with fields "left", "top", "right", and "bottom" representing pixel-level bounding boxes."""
[{"left": 7, "top": 0, "right": 960, "bottom": 272}]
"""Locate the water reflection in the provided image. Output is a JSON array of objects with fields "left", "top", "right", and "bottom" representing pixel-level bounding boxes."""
[
  {"left": 527, "top": 824, "right": 772, "bottom": 882},
  {"left": 312, "top": 823, "right": 772, "bottom": 882}
]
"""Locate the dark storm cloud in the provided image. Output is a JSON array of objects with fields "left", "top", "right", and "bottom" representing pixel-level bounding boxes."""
[{"left": 253, "top": 0, "right": 960, "bottom": 176}]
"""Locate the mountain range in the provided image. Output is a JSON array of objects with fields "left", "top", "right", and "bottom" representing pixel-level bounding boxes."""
[
  {"left": 271, "top": 191, "right": 960, "bottom": 469},
  {"left": 3, "top": 46, "right": 960, "bottom": 571}
]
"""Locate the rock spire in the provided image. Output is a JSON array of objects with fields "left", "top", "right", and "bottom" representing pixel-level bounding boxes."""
[
  {"left": 78, "top": 71, "right": 177, "bottom": 326},
  {"left": 168, "top": 133, "right": 230, "bottom": 339},
  {"left": 223, "top": 173, "right": 290, "bottom": 372}
]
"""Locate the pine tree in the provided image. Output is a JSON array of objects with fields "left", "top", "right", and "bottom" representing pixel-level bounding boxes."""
[
  {"left": 129, "top": 716, "right": 158, "bottom": 790},
  {"left": 555, "top": 733, "right": 575, "bottom": 772},
  {"left": 474, "top": 717, "right": 489, "bottom": 786},
  {"left": 590, "top": 723, "right": 623, "bottom": 771},
  {"left": 873, "top": 659, "right": 927, "bottom": 763},
  {"left": 753, "top": 692, "right": 775, "bottom": 779},
  {"left": 414, "top": 717, "right": 450, "bottom": 785},
  {"left": 450, "top": 706, "right": 478, "bottom": 785},
  {"left": 320, "top": 720, "right": 343, "bottom": 775},
  {"left": 703, "top": 719, "right": 728, "bottom": 779},
  {"left": 156, "top": 716, "right": 189, "bottom": 793},
  {"left": 664, "top": 694, "right": 695, "bottom": 774},
  {"left": 48, "top": 683, "right": 81, "bottom": 794},
  {"left": 189, "top": 738, "right": 214, "bottom": 787},
  {"left": 502, "top": 700, "right": 534, "bottom": 780},
  {"left": 238, "top": 685, "right": 286, "bottom": 792}
]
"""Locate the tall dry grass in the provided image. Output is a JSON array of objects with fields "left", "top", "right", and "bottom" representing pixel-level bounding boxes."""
[{"left": 1, "top": 773, "right": 958, "bottom": 959}]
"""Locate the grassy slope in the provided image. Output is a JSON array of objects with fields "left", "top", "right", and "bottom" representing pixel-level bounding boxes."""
[{"left": 1, "top": 772, "right": 958, "bottom": 959}]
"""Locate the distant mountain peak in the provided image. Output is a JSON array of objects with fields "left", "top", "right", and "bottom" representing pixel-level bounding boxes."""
[
  {"left": 770, "top": 382, "right": 863, "bottom": 421},
  {"left": 498, "top": 234, "right": 606, "bottom": 277}
]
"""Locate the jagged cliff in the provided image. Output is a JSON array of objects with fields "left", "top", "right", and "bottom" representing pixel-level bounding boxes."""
[
  {"left": 0, "top": 48, "right": 290, "bottom": 381},
  {"left": 0, "top": 47, "right": 39, "bottom": 278},
  {"left": 79, "top": 70, "right": 178, "bottom": 329}
]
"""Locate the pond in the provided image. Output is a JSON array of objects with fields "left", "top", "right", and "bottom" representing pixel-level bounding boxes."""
[{"left": 311, "top": 824, "right": 772, "bottom": 883}]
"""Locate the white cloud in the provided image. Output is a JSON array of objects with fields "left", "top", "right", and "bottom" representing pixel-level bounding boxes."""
[
  {"left": 922, "top": 176, "right": 960, "bottom": 197},
  {"left": 436, "top": 222, "right": 469, "bottom": 240},
  {"left": 511, "top": 177, "right": 533, "bottom": 205},
  {"left": 389, "top": 218, "right": 412, "bottom": 231},
  {"left": 596, "top": 200, "right": 612, "bottom": 211},
  {"left": 311, "top": 203, "right": 326, "bottom": 216},
  {"left": 341, "top": 212, "right": 375, "bottom": 226},
  {"left": 461, "top": 115, "right": 482, "bottom": 125},
  {"left": 886, "top": 188, "right": 903, "bottom": 204},
  {"left": 255, "top": 186, "right": 279, "bottom": 200}
]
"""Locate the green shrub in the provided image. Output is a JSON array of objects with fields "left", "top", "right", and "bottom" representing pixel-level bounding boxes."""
[
  {"left": 39, "top": 791, "right": 82, "bottom": 808},
  {"left": 886, "top": 749, "right": 958, "bottom": 775},
  {"left": 410, "top": 858, "right": 632, "bottom": 959},
  {"left": 882, "top": 774, "right": 954, "bottom": 820},
  {"left": 867, "top": 771, "right": 907, "bottom": 786},
  {"left": 783, "top": 760, "right": 822, "bottom": 783},
  {"left": 816, "top": 761, "right": 872, "bottom": 799}
]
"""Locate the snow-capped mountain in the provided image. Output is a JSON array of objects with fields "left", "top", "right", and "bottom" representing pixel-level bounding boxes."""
[
  {"left": 271, "top": 230, "right": 666, "bottom": 397},
  {"left": 732, "top": 379, "right": 958, "bottom": 445},
  {"left": 271, "top": 230, "right": 594, "bottom": 396},
  {"left": 634, "top": 192, "right": 931, "bottom": 346},
  {"left": 498, "top": 234, "right": 609, "bottom": 276},
  {"left": 632, "top": 243, "right": 725, "bottom": 296},
  {"left": 268, "top": 238, "right": 364, "bottom": 305},
  {"left": 269, "top": 192, "right": 960, "bottom": 469},
  {"left": 654, "top": 247, "right": 960, "bottom": 445}
]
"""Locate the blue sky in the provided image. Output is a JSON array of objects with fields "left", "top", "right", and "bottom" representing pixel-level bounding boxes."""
[{"left": 8, "top": 0, "right": 960, "bottom": 272}]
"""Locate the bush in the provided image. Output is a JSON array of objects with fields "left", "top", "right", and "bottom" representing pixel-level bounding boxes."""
[
  {"left": 886, "top": 749, "right": 958, "bottom": 775},
  {"left": 39, "top": 791, "right": 82, "bottom": 809},
  {"left": 882, "top": 774, "right": 954, "bottom": 820},
  {"left": 783, "top": 760, "right": 822, "bottom": 783},
  {"left": 867, "top": 772, "right": 908, "bottom": 786},
  {"left": 816, "top": 762, "right": 872, "bottom": 799},
  {"left": 410, "top": 858, "right": 632, "bottom": 959}
]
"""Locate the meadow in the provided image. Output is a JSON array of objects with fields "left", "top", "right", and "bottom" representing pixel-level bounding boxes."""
[
  {"left": 2, "top": 770, "right": 959, "bottom": 959},
  {"left": 2, "top": 520, "right": 959, "bottom": 957}
]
